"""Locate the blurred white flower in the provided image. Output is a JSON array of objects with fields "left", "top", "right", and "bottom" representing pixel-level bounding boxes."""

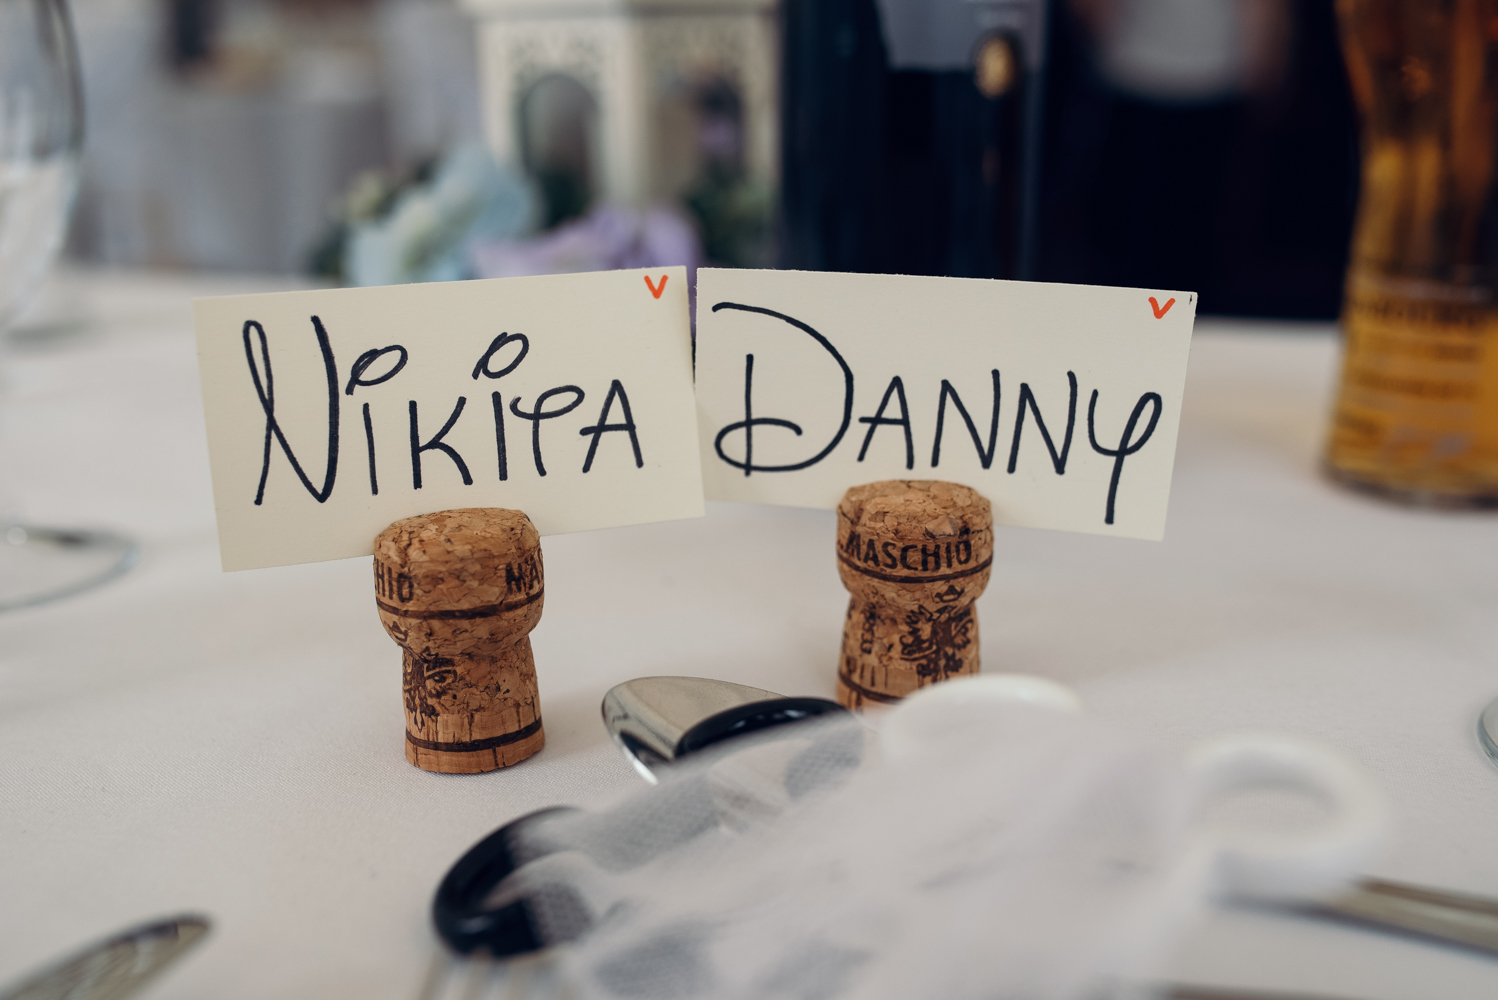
[{"left": 345, "top": 143, "right": 537, "bottom": 286}]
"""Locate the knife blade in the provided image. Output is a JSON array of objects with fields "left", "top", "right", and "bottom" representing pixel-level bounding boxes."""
[
  {"left": 1166, "top": 988, "right": 1363, "bottom": 1000},
  {"left": 1309, "top": 877, "right": 1498, "bottom": 956},
  {"left": 0, "top": 915, "right": 210, "bottom": 1000}
]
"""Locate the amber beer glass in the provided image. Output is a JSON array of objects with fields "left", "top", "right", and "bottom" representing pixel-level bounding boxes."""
[{"left": 1326, "top": 0, "right": 1498, "bottom": 504}]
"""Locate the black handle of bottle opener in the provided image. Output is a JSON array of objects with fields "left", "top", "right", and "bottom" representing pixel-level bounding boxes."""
[
  {"left": 432, "top": 806, "right": 578, "bottom": 955},
  {"left": 675, "top": 697, "right": 847, "bottom": 757},
  {"left": 433, "top": 693, "right": 847, "bottom": 955}
]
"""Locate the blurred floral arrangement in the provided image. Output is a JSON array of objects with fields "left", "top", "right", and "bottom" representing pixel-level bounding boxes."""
[
  {"left": 312, "top": 144, "right": 708, "bottom": 287},
  {"left": 470, "top": 204, "right": 700, "bottom": 280},
  {"left": 310, "top": 143, "right": 535, "bottom": 285},
  {"left": 683, "top": 163, "right": 772, "bottom": 269}
]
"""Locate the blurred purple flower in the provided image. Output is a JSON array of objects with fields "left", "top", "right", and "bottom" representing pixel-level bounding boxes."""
[{"left": 470, "top": 204, "right": 702, "bottom": 281}]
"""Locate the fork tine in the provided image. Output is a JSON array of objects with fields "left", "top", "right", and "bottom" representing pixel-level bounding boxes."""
[
  {"left": 414, "top": 948, "right": 455, "bottom": 1000},
  {"left": 415, "top": 946, "right": 571, "bottom": 1000},
  {"left": 458, "top": 950, "right": 495, "bottom": 1000},
  {"left": 500, "top": 953, "right": 537, "bottom": 1000},
  {"left": 551, "top": 958, "right": 577, "bottom": 1000}
]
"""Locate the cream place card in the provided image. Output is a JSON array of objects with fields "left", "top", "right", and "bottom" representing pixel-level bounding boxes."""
[
  {"left": 196, "top": 268, "right": 702, "bottom": 571},
  {"left": 694, "top": 269, "right": 1196, "bottom": 540}
]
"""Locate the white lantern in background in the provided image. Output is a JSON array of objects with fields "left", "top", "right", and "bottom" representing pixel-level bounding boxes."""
[{"left": 461, "top": 0, "right": 778, "bottom": 220}]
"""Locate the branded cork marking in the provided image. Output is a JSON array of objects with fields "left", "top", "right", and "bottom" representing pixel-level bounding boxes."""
[
  {"left": 837, "top": 527, "right": 991, "bottom": 584},
  {"left": 899, "top": 604, "right": 976, "bottom": 682},
  {"left": 374, "top": 552, "right": 543, "bottom": 619},
  {"left": 837, "top": 553, "right": 992, "bottom": 585}
]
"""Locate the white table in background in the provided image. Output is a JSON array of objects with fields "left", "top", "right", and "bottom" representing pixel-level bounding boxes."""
[{"left": 2, "top": 269, "right": 1497, "bottom": 1000}]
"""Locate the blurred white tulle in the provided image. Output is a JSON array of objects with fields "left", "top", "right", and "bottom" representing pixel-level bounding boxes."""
[{"left": 447, "top": 690, "right": 1384, "bottom": 1000}]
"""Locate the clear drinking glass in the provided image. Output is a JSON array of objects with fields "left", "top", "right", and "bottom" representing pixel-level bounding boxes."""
[{"left": 0, "top": 0, "right": 135, "bottom": 611}]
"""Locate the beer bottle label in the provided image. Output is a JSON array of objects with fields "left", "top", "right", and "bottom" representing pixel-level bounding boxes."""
[{"left": 1330, "top": 278, "right": 1498, "bottom": 492}]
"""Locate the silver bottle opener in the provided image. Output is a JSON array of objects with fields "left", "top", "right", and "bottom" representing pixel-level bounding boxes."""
[{"left": 600, "top": 676, "right": 845, "bottom": 782}]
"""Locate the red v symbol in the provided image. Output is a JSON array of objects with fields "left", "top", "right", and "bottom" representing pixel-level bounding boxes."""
[
  {"left": 1149, "top": 296, "right": 1176, "bottom": 319},
  {"left": 644, "top": 274, "right": 668, "bottom": 299}
]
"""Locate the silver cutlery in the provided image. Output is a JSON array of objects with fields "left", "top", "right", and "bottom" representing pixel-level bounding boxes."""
[
  {"left": 1313, "top": 877, "right": 1498, "bottom": 957},
  {"left": 414, "top": 677, "right": 1498, "bottom": 1000},
  {"left": 600, "top": 675, "right": 845, "bottom": 780},
  {"left": 1165, "top": 989, "right": 1363, "bottom": 1000},
  {"left": 0, "top": 915, "right": 209, "bottom": 1000},
  {"left": 607, "top": 677, "right": 1498, "bottom": 962}
]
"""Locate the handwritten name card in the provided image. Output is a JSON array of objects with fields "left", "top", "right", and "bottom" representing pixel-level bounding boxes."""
[
  {"left": 694, "top": 269, "right": 1195, "bottom": 540},
  {"left": 196, "top": 268, "right": 702, "bottom": 571}
]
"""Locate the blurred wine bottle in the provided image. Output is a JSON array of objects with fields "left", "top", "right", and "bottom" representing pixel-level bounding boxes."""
[
  {"left": 1326, "top": 0, "right": 1498, "bottom": 504},
  {"left": 779, "top": 0, "right": 1047, "bottom": 279}
]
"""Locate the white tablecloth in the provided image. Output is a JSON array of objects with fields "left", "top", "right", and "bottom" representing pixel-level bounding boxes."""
[{"left": 3, "top": 270, "right": 1498, "bottom": 999}]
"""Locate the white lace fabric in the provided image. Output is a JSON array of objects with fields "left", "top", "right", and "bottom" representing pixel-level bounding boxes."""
[{"left": 498, "top": 702, "right": 1225, "bottom": 1000}]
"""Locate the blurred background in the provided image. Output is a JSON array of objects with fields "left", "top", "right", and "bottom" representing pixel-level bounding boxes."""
[{"left": 61, "top": 0, "right": 1358, "bottom": 319}]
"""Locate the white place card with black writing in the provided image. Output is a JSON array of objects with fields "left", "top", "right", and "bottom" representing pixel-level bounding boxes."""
[
  {"left": 694, "top": 269, "right": 1195, "bottom": 540},
  {"left": 196, "top": 268, "right": 702, "bottom": 571}
]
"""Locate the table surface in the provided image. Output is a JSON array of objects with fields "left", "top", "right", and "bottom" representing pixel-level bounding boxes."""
[{"left": 3, "top": 269, "right": 1498, "bottom": 1000}]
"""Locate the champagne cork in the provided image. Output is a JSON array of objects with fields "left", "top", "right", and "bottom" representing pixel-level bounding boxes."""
[
  {"left": 835, "top": 480, "right": 994, "bottom": 709},
  {"left": 374, "top": 508, "right": 545, "bottom": 774}
]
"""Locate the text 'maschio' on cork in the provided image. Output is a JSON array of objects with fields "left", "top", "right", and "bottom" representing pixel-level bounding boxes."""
[
  {"left": 693, "top": 269, "right": 1197, "bottom": 541},
  {"left": 195, "top": 267, "right": 703, "bottom": 571}
]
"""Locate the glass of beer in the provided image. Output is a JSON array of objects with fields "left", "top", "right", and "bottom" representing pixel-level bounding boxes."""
[{"left": 1325, "top": 0, "right": 1498, "bottom": 505}]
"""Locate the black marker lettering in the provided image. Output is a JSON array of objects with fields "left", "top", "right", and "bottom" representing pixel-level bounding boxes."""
[
  {"left": 710, "top": 302, "right": 854, "bottom": 474},
  {"left": 363, "top": 402, "right": 378, "bottom": 495},
  {"left": 856, "top": 376, "right": 913, "bottom": 469},
  {"left": 956, "top": 539, "right": 972, "bottom": 564},
  {"left": 345, "top": 345, "right": 408, "bottom": 395},
  {"left": 882, "top": 541, "right": 898, "bottom": 568},
  {"left": 1007, "top": 371, "right": 1077, "bottom": 475},
  {"left": 578, "top": 379, "right": 643, "bottom": 473},
  {"left": 510, "top": 386, "right": 585, "bottom": 477},
  {"left": 1087, "top": 390, "right": 1163, "bottom": 525},
  {"left": 900, "top": 545, "right": 918, "bottom": 570},
  {"left": 472, "top": 332, "right": 529, "bottom": 380},
  {"left": 739, "top": 353, "right": 760, "bottom": 476},
  {"left": 243, "top": 317, "right": 339, "bottom": 505},
  {"left": 409, "top": 397, "right": 473, "bottom": 489},
  {"left": 921, "top": 545, "right": 941, "bottom": 571},
  {"left": 723, "top": 353, "right": 800, "bottom": 477},
  {"left": 864, "top": 540, "right": 879, "bottom": 565},
  {"left": 931, "top": 370, "right": 1001, "bottom": 469},
  {"left": 491, "top": 392, "right": 508, "bottom": 481}
]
